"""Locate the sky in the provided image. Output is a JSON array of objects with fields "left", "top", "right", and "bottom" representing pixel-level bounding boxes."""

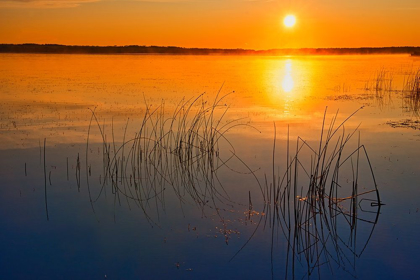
[{"left": 0, "top": 0, "right": 420, "bottom": 49}]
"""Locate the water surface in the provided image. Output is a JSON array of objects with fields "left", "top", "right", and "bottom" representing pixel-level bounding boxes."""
[{"left": 1, "top": 53, "right": 419, "bottom": 279}]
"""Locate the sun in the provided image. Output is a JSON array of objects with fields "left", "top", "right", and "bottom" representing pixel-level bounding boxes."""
[{"left": 283, "top": 15, "right": 296, "bottom": 28}]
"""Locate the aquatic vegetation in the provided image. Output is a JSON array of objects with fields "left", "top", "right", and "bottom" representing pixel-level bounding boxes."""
[
  {"left": 364, "top": 68, "right": 394, "bottom": 93},
  {"left": 242, "top": 108, "right": 383, "bottom": 279},
  {"left": 62, "top": 96, "right": 383, "bottom": 278},
  {"left": 84, "top": 92, "right": 259, "bottom": 223},
  {"left": 364, "top": 68, "right": 420, "bottom": 114},
  {"left": 27, "top": 90, "right": 384, "bottom": 279},
  {"left": 402, "top": 69, "right": 420, "bottom": 114},
  {"left": 387, "top": 118, "right": 420, "bottom": 130}
]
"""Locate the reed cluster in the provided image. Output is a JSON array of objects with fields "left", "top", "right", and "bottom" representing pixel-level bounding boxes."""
[
  {"left": 364, "top": 68, "right": 394, "bottom": 93},
  {"left": 85, "top": 92, "right": 256, "bottom": 222},
  {"left": 364, "top": 68, "right": 420, "bottom": 114},
  {"left": 260, "top": 108, "right": 382, "bottom": 279},
  {"left": 403, "top": 69, "right": 420, "bottom": 113}
]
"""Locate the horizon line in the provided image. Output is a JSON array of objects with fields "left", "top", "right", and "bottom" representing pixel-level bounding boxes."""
[
  {"left": 1, "top": 43, "right": 419, "bottom": 55},
  {"left": 2, "top": 43, "right": 420, "bottom": 50}
]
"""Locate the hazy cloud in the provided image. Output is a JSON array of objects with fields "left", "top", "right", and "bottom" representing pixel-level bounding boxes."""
[
  {"left": 106, "top": 0, "right": 269, "bottom": 1},
  {"left": 0, "top": 0, "right": 272, "bottom": 8},
  {"left": 0, "top": 0, "right": 101, "bottom": 8}
]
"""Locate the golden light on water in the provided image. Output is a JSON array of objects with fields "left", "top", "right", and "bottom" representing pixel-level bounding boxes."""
[
  {"left": 282, "top": 60, "right": 294, "bottom": 93},
  {"left": 282, "top": 74, "right": 294, "bottom": 92},
  {"left": 283, "top": 15, "right": 296, "bottom": 28}
]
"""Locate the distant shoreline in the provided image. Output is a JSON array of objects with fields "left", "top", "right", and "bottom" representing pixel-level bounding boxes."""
[{"left": 1, "top": 44, "right": 420, "bottom": 56}]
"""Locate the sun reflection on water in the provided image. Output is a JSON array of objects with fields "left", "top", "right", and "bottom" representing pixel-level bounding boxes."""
[
  {"left": 282, "top": 60, "right": 294, "bottom": 93},
  {"left": 282, "top": 73, "right": 294, "bottom": 93},
  {"left": 281, "top": 59, "right": 295, "bottom": 115}
]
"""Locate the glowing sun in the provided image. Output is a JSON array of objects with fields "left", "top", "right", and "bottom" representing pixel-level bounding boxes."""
[{"left": 283, "top": 15, "right": 296, "bottom": 28}]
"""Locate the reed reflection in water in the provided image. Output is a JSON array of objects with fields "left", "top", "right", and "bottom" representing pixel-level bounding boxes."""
[
  {"left": 230, "top": 108, "right": 383, "bottom": 279},
  {"left": 71, "top": 95, "right": 382, "bottom": 279},
  {"left": 82, "top": 93, "right": 261, "bottom": 229}
]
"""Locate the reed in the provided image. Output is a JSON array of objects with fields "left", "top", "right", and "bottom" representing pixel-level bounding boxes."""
[
  {"left": 259, "top": 108, "right": 382, "bottom": 279},
  {"left": 364, "top": 68, "right": 420, "bottom": 114},
  {"left": 43, "top": 138, "right": 49, "bottom": 221},
  {"left": 365, "top": 68, "right": 394, "bottom": 93},
  {"left": 37, "top": 92, "right": 383, "bottom": 278},
  {"left": 402, "top": 69, "right": 420, "bottom": 113},
  {"left": 84, "top": 92, "right": 259, "bottom": 222}
]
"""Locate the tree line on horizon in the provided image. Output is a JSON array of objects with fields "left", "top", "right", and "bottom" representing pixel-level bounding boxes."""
[{"left": 0, "top": 43, "right": 419, "bottom": 55}]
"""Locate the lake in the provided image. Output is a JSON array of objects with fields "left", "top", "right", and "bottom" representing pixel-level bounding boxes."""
[{"left": 1, "top": 53, "right": 419, "bottom": 279}]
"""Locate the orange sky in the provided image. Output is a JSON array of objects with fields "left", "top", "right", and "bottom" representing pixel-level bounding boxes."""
[{"left": 1, "top": 0, "right": 419, "bottom": 49}]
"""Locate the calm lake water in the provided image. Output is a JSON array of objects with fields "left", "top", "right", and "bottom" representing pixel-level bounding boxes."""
[{"left": 1, "top": 53, "right": 419, "bottom": 279}]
